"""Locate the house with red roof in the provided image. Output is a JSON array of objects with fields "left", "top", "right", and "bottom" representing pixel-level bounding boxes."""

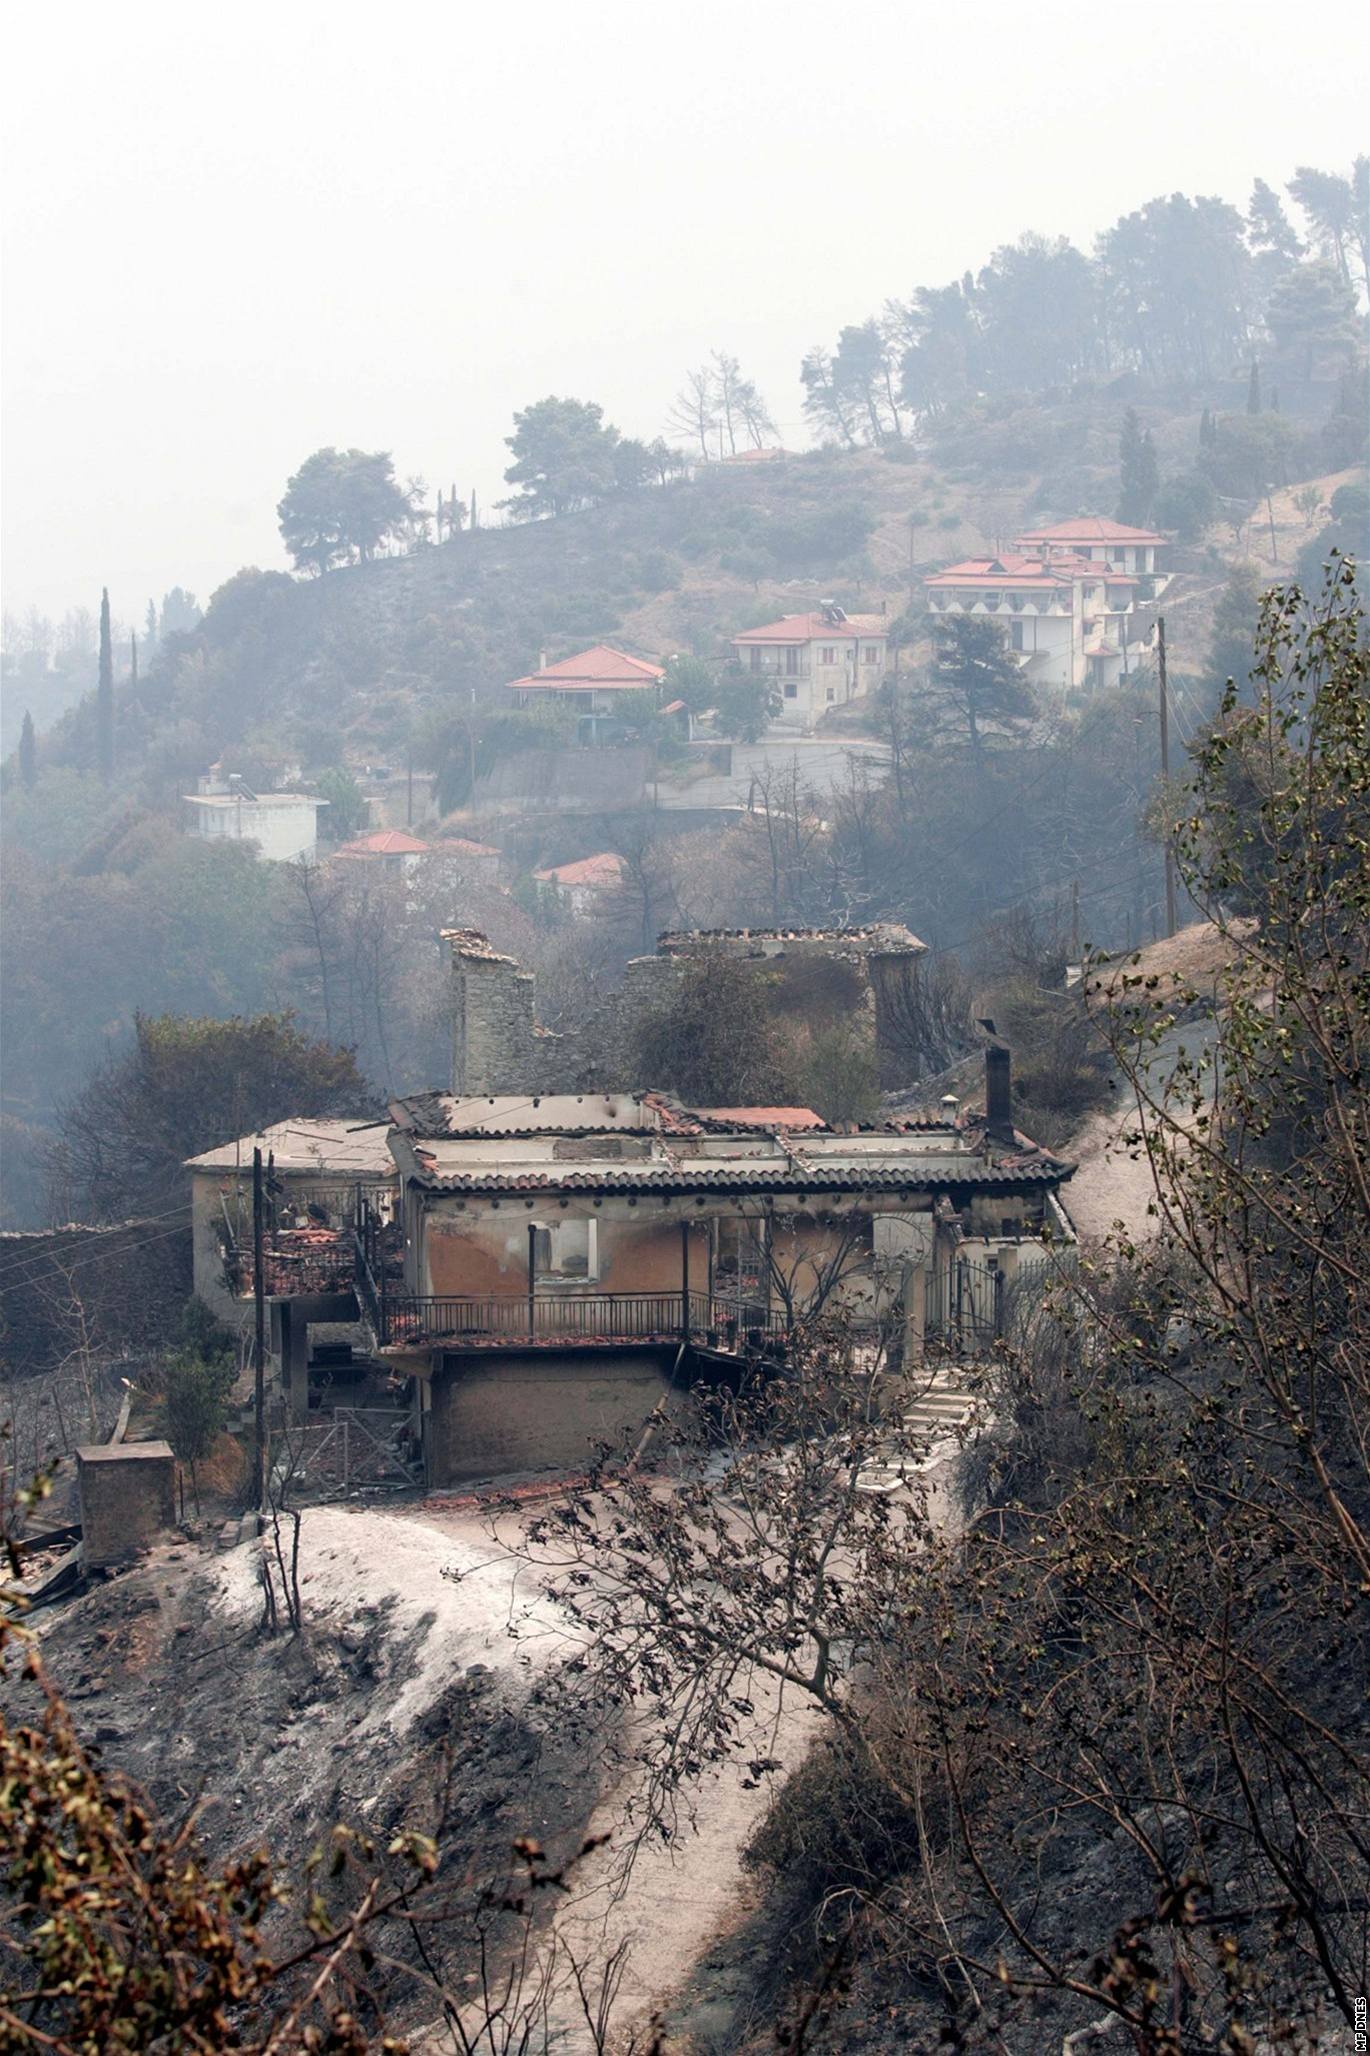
[
  {"left": 332, "top": 828, "right": 433, "bottom": 876},
  {"left": 506, "top": 645, "right": 665, "bottom": 717},
  {"left": 333, "top": 828, "right": 504, "bottom": 882},
  {"left": 926, "top": 527, "right": 1162, "bottom": 692},
  {"left": 1012, "top": 516, "right": 1169, "bottom": 580},
  {"left": 730, "top": 604, "right": 888, "bottom": 730},
  {"left": 534, "top": 850, "right": 625, "bottom": 915}
]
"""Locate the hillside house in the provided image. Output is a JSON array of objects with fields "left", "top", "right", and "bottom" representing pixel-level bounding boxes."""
[
  {"left": 183, "top": 768, "right": 325, "bottom": 863},
  {"left": 367, "top": 1062, "right": 1074, "bottom": 1485},
  {"left": 506, "top": 645, "right": 665, "bottom": 735},
  {"left": 731, "top": 606, "right": 888, "bottom": 730},
  {"left": 1013, "top": 515, "right": 1169, "bottom": 582},
  {"left": 534, "top": 850, "right": 624, "bottom": 915},
  {"left": 333, "top": 828, "right": 432, "bottom": 877},
  {"left": 332, "top": 829, "right": 503, "bottom": 882},
  {"left": 925, "top": 549, "right": 1152, "bottom": 691}
]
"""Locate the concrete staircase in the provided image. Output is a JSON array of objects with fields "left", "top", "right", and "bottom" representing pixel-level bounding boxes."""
[{"left": 855, "top": 1365, "right": 983, "bottom": 1494}]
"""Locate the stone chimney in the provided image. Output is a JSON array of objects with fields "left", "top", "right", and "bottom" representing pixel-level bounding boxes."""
[
  {"left": 984, "top": 1044, "right": 1014, "bottom": 1145},
  {"left": 447, "top": 932, "right": 539, "bottom": 1095}
]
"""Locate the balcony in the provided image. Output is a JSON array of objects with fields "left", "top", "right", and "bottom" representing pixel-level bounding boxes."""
[
  {"left": 225, "top": 1225, "right": 358, "bottom": 1300},
  {"left": 364, "top": 1287, "right": 791, "bottom": 1355}
]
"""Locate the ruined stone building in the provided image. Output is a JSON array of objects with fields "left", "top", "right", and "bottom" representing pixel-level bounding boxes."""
[{"left": 446, "top": 920, "right": 930, "bottom": 1097}]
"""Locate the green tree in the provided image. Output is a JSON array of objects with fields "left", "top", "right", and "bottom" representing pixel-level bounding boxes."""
[
  {"left": 1199, "top": 410, "right": 1296, "bottom": 499},
  {"left": 18, "top": 710, "right": 36, "bottom": 791},
  {"left": 96, "top": 589, "right": 114, "bottom": 784},
  {"left": 54, "top": 1011, "right": 372, "bottom": 1221},
  {"left": 633, "top": 954, "right": 795, "bottom": 1105},
  {"left": 660, "top": 652, "right": 716, "bottom": 715},
  {"left": 158, "top": 587, "right": 202, "bottom": 638},
  {"left": 313, "top": 766, "right": 369, "bottom": 842},
  {"left": 711, "top": 664, "right": 778, "bottom": 743},
  {"left": 1206, "top": 565, "right": 1263, "bottom": 696},
  {"left": 1287, "top": 164, "right": 1359, "bottom": 286},
  {"left": 1153, "top": 471, "right": 1215, "bottom": 543},
  {"left": 925, "top": 615, "right": 1037, "bottom": 761},
  {"left": 499, "top": 397, "right": 623, "bottom": 520},
  {"left": 161, "top": 1343, "right": 235, "bottom": 1513},
  {"left": 1116, "top": 407, "right": 1159, "bottom": 524},
  {"left": 1247, "top": 176, "right": 1303, "bottom": 263},
  {"left": 277, "top": 448, "right": 417, "bottom": 574},
  {"left": 1264, "top": 260, "right": 1361, "bottom": 381}
]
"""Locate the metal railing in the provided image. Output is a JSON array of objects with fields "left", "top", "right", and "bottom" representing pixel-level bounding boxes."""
[{"left": 368, "top": 1288, "right": 793, "bottom": 1353}]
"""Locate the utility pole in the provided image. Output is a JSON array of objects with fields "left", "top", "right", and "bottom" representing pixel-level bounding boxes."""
[
  {"left": 1156, "top": 617, "right": 1178, "bottom": 939},
  {"left": 252, "top": 1146, "right": 266, "bottom": 1512}
]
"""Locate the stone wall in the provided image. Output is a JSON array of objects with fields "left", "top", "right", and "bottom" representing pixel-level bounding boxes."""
[{"left": 445, "top": 922, "right": 930, "bottom": 1098}]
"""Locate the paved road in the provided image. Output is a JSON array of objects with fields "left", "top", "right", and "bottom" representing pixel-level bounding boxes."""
[{"left": 1067, "top": 1014, "right": 1218, "bottom": 1244}]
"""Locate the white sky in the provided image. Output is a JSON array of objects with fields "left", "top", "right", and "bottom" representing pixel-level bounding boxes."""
[{"left": 2, "top": 0, "right": 1366, "bottom": 623}]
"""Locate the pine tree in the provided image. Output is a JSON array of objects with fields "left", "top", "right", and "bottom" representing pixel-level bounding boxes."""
[
  {"left": 1247, "top": 359, "right": 1262, "bottom": 414},
  {"left": 129, "top": 631, "right": 138, "bottom": 688},
  {"left": 1118, "top": 410, "right": 1159, "bottom": 525},
  {"left": 96, "top": 588, "right": 114, "bottom": 783},
  {"left": 18, "top": 709, "right": 36, "bottom": 791}
]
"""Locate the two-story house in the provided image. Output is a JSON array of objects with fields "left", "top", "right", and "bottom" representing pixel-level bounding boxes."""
[
  {"left": 1013, "top": 516, "right": 1169, "bottom": 584},
  {"left": 730, "top": 606, "right": 888, "bottom": 730},
  {"left": 925, "top": 549, "right": 1151, "bottom": 692}
]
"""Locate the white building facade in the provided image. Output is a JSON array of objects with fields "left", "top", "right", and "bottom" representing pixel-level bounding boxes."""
[
  {"left": 183, "top": 770, "right": 325, "bottom": 863},
  {"left": 731, "top": 606, "right": 888, "bottom": 731}
]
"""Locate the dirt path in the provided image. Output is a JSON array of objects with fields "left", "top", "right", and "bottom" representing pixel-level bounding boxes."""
[{"left": 1065, "top": 1095, "right": 1165, "bottom": 1245}]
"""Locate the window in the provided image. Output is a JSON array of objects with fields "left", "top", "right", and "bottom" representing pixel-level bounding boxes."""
[
  {"left": 826, "top": 686, "right": 836, "bottom": 703},
  {"left": 532, "top": 1218, "right": 598, "bottom": 1280},
  {"left": 1010, "top": 620, "right": 1025, "bottom": 651},
  {"left": 862, "top": 644, "right": 879, "bottom": 663},
  {"left": 748, "top": 646, "right": 761, "bottom": 673},
  {"left": 785, "top": 646, "right": 799, "bottom": 675},
  {"left": 783, "top": 680, "right": 798, "bottom": 699},
  {"left": 820, "top": 646, "right": 836, "bottom": 665}
]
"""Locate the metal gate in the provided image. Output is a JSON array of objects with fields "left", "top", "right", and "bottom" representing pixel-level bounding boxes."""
[
  {"left": 274, "top": 1406, "right": 422, "bottom": 1497},
  {"left": 924, "top": 1258, "right": 1005, "bottom": 1355}
]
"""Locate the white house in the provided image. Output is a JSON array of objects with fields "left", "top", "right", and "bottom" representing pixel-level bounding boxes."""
[
  {"left": 924, "top": 548, "right": 1153, "bottom": 692},
  {"left": 534, "top": 850, "right": 624, "bottom": 915},
  {"left": 183, "top": 769, "right": 325, "bottom": 863},
  {"left": 1012, "top": 516, "right": 1169, "bottom": 581},
  {"left": 730, "top": 606, "right": 888, "bottom": 731}
]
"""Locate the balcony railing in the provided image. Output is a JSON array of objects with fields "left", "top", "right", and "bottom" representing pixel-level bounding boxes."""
[{"left": 366, "top": 1288, "right": 795, "bottom": 1353}]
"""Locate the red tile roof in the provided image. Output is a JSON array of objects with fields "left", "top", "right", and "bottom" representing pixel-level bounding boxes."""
[
  {"left": 334, "top": 829, "right": 430, "bottom": 856},
  {"left": 732, "top": 612, "right": 888, "bottom": 645},
  {"left": 507, "top": 645, "right": 665, "bottom": 693},
  {"left": 926, "top": 556, "right": 1075, "bottom": 589},
  {"left": 433, "top": 836, "right": 501, "bottom": 858},
  {"left": 1014, "top": 516, "right": 1167, "bottom": 546},
  {"left": 696, "top": 1106, "right": 826, "bottom": 1130},
  {"left": 534, "top": 851, "right": 625, "bottom": 890}
]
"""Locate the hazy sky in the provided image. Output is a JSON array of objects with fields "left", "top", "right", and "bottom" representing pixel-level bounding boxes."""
[{"left": 3, "top": 0, "right": 1366, "bottom": 623}]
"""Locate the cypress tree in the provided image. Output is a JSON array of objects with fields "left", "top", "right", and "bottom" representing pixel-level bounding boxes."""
[
  {"left": 96, "top": 587, "right": 114, "bottom": 783},
  {"left": 1247, "top": 359, "right": 1262, "bottom": 415},
  {"left": 129, "top": 631, "right": 139, "bottom": 688},
  {"left": 1118, "top": 410, "right": 1159, "bottom": 525},
  {"left": 18, "top": 709, "right": 36, "bottom": 791},
  {"left": 1198, "top": 406, "right": 1213, "bottom": 451}
]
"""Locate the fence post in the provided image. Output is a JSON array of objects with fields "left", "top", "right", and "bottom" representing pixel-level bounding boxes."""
[{"left": 993, "top": 1265, "right": 1005, "bottom": 1340}]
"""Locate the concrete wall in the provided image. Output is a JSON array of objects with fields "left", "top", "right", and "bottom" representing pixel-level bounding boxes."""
[
  {"left": 427, "top": 1349, "right": 677, "bottom": 1486},
  {"left": 77, "top": 1442, "right": 176, "bottom": 1567}
]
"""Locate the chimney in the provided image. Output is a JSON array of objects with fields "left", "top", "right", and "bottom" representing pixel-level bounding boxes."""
[{"left": 984, "top": 1044, "right": 1014, "bottom": 1144}]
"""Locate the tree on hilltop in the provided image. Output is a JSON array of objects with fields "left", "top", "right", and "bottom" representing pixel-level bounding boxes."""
[
  {"left": 277, "top": 447, "right": 418, "bottom": 573},
  {"left": 1117, "top": 407, "right": 1159, "bottom": 524},
  {"left": 499, "top": 396, "right": 628, "bottom": 520}
]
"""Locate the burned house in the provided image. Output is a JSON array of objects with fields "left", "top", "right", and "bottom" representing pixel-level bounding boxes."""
[{"left": 359, "top": 1071, "right": 1074, "bottom": 1486}]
